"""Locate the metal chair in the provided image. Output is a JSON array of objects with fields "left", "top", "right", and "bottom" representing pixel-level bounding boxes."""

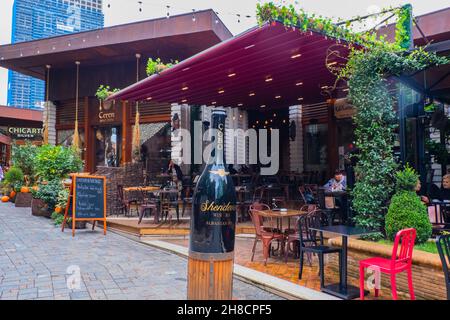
[
  {"left": 160, "top": 190, "right": 180, "bottom": 222},
  {"left": 359, "top": 228, "right": 416, "bottom": 300},
  {"left": 138, "top": 190, "right": 159, "bottom": 224},
  {"left": 298, "top": 211, "right": 342, "bottom": 289},
  {"left": 249, "top": 202, "right": 285, "bottom": 266},
  {"left": 436, "top": 234, "right": 450, "bottom": 300}
]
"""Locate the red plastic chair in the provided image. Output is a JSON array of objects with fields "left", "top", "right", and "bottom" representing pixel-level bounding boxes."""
[{"left": 359, "top": 228, "right": 416, "bottom": 300}]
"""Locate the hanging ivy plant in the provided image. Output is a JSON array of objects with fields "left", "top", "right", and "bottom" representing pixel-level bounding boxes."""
[
  {"left": 146, "top": 58, "right": 178, "bottom": 76},
  {"left": 257, "top": 3, "right": 449, "bottom": 238}
]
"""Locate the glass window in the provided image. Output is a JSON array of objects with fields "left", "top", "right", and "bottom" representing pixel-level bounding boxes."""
[
  {"left": 304, "top": 123, "right": 328, "bottom": 172},
  {"left": 94, "top": 126, "right": 121, "bottom": 167}
]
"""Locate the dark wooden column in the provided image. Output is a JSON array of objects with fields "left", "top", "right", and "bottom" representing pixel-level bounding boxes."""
[
  {"left": 327, "top": 100, "right": 338, "bottom": 177},
  {"left": 83, "top": 96, "right": 94, "bottom": 173},
  {"left": 121, "top": 101, "right": 132, "bottom": 165}
]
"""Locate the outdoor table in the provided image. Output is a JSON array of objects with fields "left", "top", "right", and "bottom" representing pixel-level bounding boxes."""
[
  {"left": 123, "top": 186, "right": 161, "bottom": 192},
  {"left": 254, "top": 209, "right": 308, "bottom": 258},
  {"left": 308, "top": 225, "right": 376, "bottom": 300}
]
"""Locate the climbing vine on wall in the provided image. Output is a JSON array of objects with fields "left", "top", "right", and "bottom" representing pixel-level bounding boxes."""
[{"left": 257, "top": 2, "right": 448, "bottom": 237}]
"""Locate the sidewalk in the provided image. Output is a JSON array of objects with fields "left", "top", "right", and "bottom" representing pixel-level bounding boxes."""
[{"left": 0, "top": 202, "right": 281, "bottom": 300}]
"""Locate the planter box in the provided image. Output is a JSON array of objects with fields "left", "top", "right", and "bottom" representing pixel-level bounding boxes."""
[
  {"left": 327, "top": 237, "right": 446, "bottom": 300},
  {"left": 31, "top": 198, "right": 52, "bottom": 218},
  {"left": 15, "top": 192, "right": 32, "bottom": 207}
]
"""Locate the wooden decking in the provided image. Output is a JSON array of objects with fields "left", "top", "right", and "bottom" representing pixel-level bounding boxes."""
[{"left": 106, "top": 217, "right": 255, "bottom": 237}]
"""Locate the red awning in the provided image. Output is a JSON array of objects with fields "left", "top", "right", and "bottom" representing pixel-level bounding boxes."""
[{"left": 109, "top": 22, "right": 350, "bottom": 109}]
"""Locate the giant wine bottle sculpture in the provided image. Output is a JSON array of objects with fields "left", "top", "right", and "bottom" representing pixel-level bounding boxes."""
[{"left": 187, "top": 108, "right": 237, "bottom": 300}]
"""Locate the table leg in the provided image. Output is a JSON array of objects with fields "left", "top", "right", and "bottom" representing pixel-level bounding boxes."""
[{"left": 341, "top": 235, "right": 348, "bottom": 292}]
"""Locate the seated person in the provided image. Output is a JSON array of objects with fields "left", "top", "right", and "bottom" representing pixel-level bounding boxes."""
[
  {"left": 415, "top": 179, "right": 430, "bottom": 205},
  {"left": 430, "top": 174, "right": 450, "bottom": 202},
  {"left": 323, "top": 170, "right": 347, "bottom": 192}
]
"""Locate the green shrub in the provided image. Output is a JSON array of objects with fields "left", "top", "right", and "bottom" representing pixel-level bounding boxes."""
[
  {"left": 4, "top": 166, "right": 24, "bottom": 188},
  {"left": 385, "top": 190, "right": 432, "bottom": 244},
  {"left": 11, "top": 143, "right": 38, "bottom": 183},
  {"left": 51, "top": 211, "right": 69, "bottom": 226},
  {"left": 395, "top": 164, "right": 418, "bottom": 192},
  {"left": 35, "top": 145, "right": 83, "bottom": 181},
  {"left": 95, "top": 85, "right": 119, "bottom": 101},
  {"left": 34, "top": 179, "right": 65, "bottom": 211}
]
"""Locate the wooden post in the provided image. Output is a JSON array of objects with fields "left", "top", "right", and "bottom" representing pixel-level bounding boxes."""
[
  {"left": 187, "top": 252, "right": 234, "bottom": 300},
  {"left": 121, "top": 101, "right": 132, "bottom": 165}
]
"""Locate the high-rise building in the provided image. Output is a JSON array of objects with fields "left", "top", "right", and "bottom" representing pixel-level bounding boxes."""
[{"left": 7, "top": 0, "right": 104, "bottom": 109}]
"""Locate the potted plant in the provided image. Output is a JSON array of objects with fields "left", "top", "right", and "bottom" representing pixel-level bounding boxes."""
[
  {"left": 35, "top": 145, "right": 83, "bottom": 182},
  {"left": 95, "top": 85, "right": 120, "bottom": 111},
  {"left": 146, "top": 58, "right": 178, "bottom": 76},
  {"left": 50, "top": 187, "right": 86, "bottom": 229},
  {"left": 31, "top": 179, "right": 63, "bottom": 217}
]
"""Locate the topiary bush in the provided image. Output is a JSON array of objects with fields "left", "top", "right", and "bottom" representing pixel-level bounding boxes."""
[
  {"left": 385, "top": 190, "right": 432, "bottom": 244},
  {"left": 395, "top": 163, "right": 418, "bottom": 192},
  {"left": 4, "top": 166, "right": 24, "bottom": 190},
  {"left": 385, "top": 166, "right": 431, "bottom": 244}
]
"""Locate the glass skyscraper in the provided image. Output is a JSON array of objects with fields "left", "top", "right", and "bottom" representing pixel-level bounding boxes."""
[{"left": 7, "top": 0, "right": 104, "bottom": 109}]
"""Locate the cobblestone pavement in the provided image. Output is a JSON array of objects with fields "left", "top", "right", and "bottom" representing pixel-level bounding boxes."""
[{"left": 0, "top": 203, "right": 282, "bottom": 300}]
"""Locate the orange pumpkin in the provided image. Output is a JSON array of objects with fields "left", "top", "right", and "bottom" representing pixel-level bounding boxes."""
[
  {"left": 1, "top": 196, "right": 10, "bottom": 202},
  {"left": 20, "top": 186, "right": 29, "bottom": 193},
  {"left": 54, "top": 206, "right": 62, "bottom": 214},
  {"left": 9, "top": 191, "right": 16, "bottom": 199},
  {"left": 32, "top": 186, "right": 39, "bottom": 192}
]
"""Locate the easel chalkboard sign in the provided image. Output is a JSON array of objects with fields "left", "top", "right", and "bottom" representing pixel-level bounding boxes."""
[{"left": 62, "top": 174, "right": 107, "bottom": 237}]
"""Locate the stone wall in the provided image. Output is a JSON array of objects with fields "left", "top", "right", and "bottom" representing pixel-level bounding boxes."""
[
  {"left": 95, "top": 162, "right": 144, "bottom": 216},
  {"left": 327, "top": 238, "right": 446, "bottom": 300}
]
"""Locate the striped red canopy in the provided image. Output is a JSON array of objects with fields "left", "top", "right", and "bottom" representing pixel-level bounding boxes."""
[{"left": 109, "top": 22, "right": 351, "bottom": 109}]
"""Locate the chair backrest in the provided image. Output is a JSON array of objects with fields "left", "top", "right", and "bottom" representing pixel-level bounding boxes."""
[
  {"left": 317, "top": 188, "right": 326, "bottom": 209},
  {"left": 391, "top": 228, "right": 416, "bottom": 268},
  {"left": 428, "top": 203, "right": 447, "bottom": 225},
  {"left": 117, "top": 184, "right": 124, "bottom": 201},
  {"left": 436, "top": 234, "right": 450, "bottom": 297},
  {"left": 298, "top": 211, "right": 322, "bottom": 247},
  {"left": 249, "top": 202, "right": 270, "bottom": 236}
]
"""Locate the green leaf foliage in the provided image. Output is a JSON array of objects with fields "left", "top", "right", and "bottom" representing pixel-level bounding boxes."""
[
  {"left": 385, "top": 190, "right": 432, "bottom": 244},
  {"left": 3, "top": 166, "right": 24, "bottom": 188},
  {"left": 11, "top": 143, "right": 38, "bottom": 184},
  {"left": 146, "top": 58, "right": 178, "bottom": 77},
  {"left": 34, "top": 179, "right": 65, "bottom": 211},
  {"left": 35, "top": 145, "right": 83, "bottom": 181},
  {"left": 395, "top": 164, "right": 419, "bottom": 192},
  {"left": 95, "top": 85, "right": 120, "bottom": 101}
]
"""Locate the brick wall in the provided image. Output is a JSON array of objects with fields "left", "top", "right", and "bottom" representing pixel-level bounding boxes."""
[{"left": 95, "top": 162, "right": 144, "bottom": 216}]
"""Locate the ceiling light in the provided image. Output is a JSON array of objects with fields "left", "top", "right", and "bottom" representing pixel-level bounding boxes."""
[
  {"left": 321, "top": 86, "right": 329, "bottom": 89},
  {"left": 146, "top": 97, "right": 152, "bottom": 100},
  {"left": 327, "top": 61, "right": 337, "bottom": 66},
  {"left": 260, "top": 105, "right": 266, "bottom": 108},
  {"left": 298, "top": 97, "right": 304, "bottom": 101},
  {"left": 296, "top": 82, "right": 303, "bottom": 86},
  {"left": 237, "top": 103, "right": 243, "bottom": 107},
  {"left": 275, "top": 95, "right": 281, "bottom": 99},
  {"left": 265, "top": 77, "right": 273, "bottom": 82},
  {"left": 211, "top": 101, "right": 217, "bottom": 105},
  {"left": 218, "top": 89, "right": 225, "bottom": 94},
  {"left": 182, "top": 86, "right": 189, "bottom": 91},
  {"left": 228, "top": 73, "right": 236, "bottom": 77},
  {"left": 181, "top": 99, "right": 187, "bottom": 103},
  {"left": 244, "top": 44, "right": 255, "bottom": 50},
  {"left": 249, "top": 92, "right": 255, "bottom": 97},
  {"left": 182, "top": 67, "right": 190, "bottom": 71},
  {"left": 291, "top": 53, "right": 302, "bottom": 59}
]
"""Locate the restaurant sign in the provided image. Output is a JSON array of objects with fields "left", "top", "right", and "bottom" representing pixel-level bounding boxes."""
[
  {"left": 8, "top": 127, "right": 43, "bottom": 140},
  {"left": 334, "top": 98, "right": 356, "bottom": 119}
]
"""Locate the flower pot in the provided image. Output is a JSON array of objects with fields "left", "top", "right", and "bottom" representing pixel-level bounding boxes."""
[
  {"left": 15, "top": 192, "right": 32, "bottom": 208},
  {"left": 31, "top": 198, "right": 51, "bottom": 217}
]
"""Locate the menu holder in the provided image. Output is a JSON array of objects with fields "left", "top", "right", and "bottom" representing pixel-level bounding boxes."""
[{"left": 62, "top": 174, "right": 107, "bottom": 237}]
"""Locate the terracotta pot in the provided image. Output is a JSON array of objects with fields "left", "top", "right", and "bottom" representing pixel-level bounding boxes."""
[{"left": 31, "top": 198, "right": 51, "bottom": 217}]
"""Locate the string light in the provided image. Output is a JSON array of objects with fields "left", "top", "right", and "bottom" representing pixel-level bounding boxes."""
[{"left": 192, "top": 9, "right": 196, "bottom": 22}]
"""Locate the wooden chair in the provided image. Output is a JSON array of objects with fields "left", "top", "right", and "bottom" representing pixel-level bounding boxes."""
[
  {"left": 427, "top": 202, "right": 450, "bottom": 235},
  {"left": 138, "top": 190, "right": 159, "bottom": 224},
  {"left": 160, "top": 190, "right": 180, "bottom": 222},
  {"left": 249, "top": 202, "right": 285, "bottom": 266},
  {"left": 436, "top": 234, "right": 450, "bottom": 300}
]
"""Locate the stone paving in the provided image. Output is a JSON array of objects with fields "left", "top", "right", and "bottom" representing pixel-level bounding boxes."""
[{"left": 0, "top": 203, "right": 282, "bottom": 300}]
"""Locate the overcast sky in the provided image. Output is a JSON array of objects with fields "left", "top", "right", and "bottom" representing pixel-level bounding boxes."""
[{"left": 0, "top": 0, "right": 448, "bottom": 105}]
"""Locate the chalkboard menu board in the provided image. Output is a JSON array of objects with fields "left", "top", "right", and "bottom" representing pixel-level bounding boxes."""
[
  {"left": 62, "top": 174, "right": 107, "bottom": 237},
  {"left": 74, "top": 176, "right": 105, "bottom": 219}
]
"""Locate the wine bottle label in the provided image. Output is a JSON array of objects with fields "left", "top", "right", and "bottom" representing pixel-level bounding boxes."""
[{"left": 189, "top": 109, "right": 237, "bottom": 254}]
